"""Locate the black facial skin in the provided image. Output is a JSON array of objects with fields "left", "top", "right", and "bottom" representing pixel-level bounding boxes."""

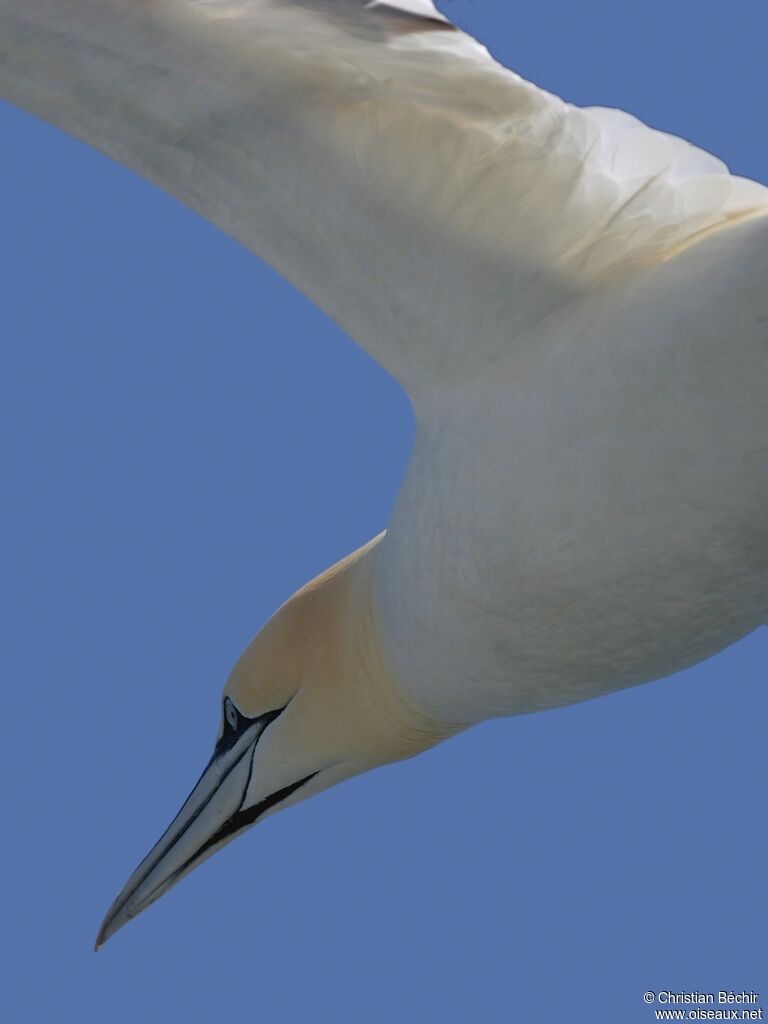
[
  {"left": 175, "top": 774, "right": 318, "bottom": 876},
  {"left": 165, "top": 697, "right": 317, "bottom": 883}
]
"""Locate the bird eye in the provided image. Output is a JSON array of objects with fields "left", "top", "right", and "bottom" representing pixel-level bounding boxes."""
[{"left": 225, "top": 698, "right": 239, "bottom": 731}]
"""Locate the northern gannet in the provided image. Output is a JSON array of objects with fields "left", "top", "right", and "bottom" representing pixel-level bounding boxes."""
[{"left": 0, "top": 0, "right": 765, "bottom": 948}]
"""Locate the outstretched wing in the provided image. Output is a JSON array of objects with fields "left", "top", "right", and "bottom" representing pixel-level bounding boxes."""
[{"left": 1, "top": 0, "right": 766, "bottom": 390}]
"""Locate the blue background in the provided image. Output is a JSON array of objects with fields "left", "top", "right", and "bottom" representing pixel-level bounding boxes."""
[{"left": 1, "top": 2, "right": 765, "bottom": 1021}]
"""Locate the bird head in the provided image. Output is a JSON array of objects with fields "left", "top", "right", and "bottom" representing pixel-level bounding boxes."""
[{"left": 96, "top": 534, "right": 450, "bottom": 947}]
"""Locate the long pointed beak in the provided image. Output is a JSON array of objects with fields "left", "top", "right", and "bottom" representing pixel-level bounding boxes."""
[{"left": 96, "top": 710, "right": 314, "bottom": 949}]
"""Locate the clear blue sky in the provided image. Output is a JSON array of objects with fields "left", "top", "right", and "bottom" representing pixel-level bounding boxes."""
[{"left": 1, "top": 2, "right": 765, "bottom": 1021}]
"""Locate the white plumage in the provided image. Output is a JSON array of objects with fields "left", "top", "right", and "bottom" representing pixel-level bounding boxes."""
[{"left": 0, "top": 0, "right": 765, "bottom": 944}]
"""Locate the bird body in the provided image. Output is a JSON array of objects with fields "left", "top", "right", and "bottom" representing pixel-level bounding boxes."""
[
  {"left": 0, "top": 0, "right": 765, "bottom": 945},
  {"left": 379, "top": 214, "right": 768, "bottom": 725}
]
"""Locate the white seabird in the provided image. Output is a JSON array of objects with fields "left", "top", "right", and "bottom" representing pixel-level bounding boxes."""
[{"left": 0, "top": 0, "right": 765, "bottom": 947}]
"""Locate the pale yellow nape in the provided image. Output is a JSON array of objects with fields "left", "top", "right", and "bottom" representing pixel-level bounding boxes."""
[{"left": 223, "top": 534, "right": 455, "bottom": 772}]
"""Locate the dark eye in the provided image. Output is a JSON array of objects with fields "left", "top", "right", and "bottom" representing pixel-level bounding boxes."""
[
  {"left": 213, "top": 700, "right": 287, "bottom": 761},
  {"left": 225, "top": 698, "right": 239, "bottom": 731}
]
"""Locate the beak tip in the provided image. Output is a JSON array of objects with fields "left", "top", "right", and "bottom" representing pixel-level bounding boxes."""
[
  {"left": 94, "top": 922, "right": 110, "bottom": 952},
  {"left": 94, "top": 920, "right": 110, "bottom": 951},
  {"left": 95, "top": 900, "right": 124, "bottom": 952}
]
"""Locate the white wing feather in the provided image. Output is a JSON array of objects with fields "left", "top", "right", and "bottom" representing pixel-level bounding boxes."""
[{"left": 1, "top": 0, "right": 765, "bottom": 389}]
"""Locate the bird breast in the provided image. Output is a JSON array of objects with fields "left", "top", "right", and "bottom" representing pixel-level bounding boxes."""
[{"left": 374, "top": 216, "right": 768, "bottom": 727}]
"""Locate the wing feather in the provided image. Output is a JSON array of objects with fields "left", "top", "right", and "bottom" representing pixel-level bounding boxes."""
[{"left": 1, "top": 0, "right": 765, "bottom": 389}]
